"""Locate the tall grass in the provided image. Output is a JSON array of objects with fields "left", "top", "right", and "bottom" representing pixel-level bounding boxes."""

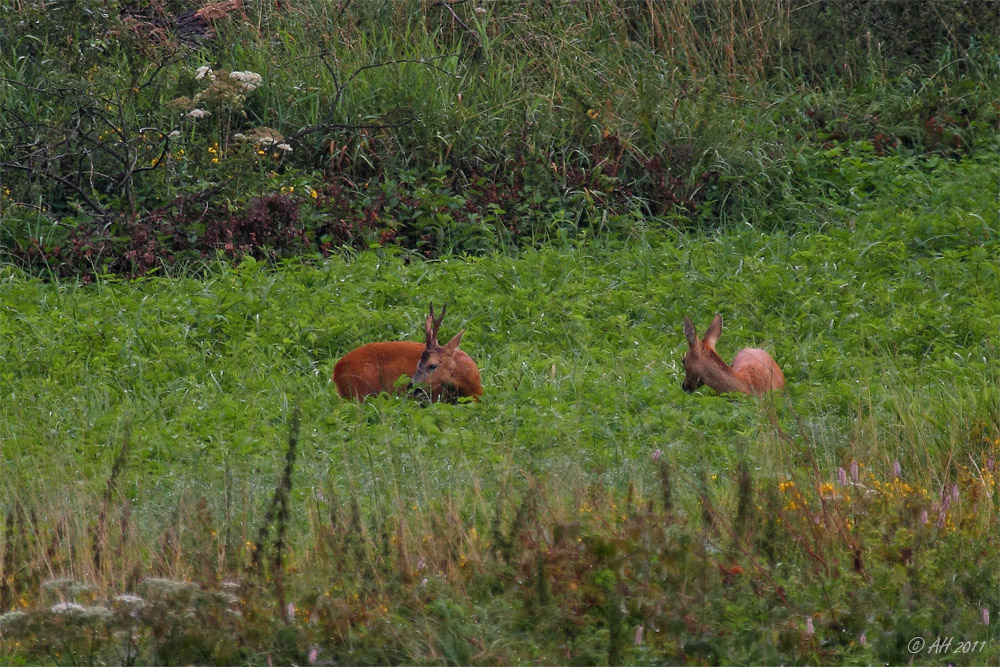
[{"left": 2, "top": 0, "right": 998, "bottom": 272}]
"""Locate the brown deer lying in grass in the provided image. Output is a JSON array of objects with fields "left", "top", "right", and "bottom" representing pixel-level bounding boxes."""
[
  {"left": 334, "top": 304, "right": 482, "bottom": 403},
  {"left": 682, "top": 314, "right": 784, "bottom": 395}
]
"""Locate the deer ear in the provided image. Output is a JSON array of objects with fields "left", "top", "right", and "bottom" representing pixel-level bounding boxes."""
[
  {"left": 683, "top": 317, "right": 698, "bottom": 347},
  {"left": 444, "top": 329, "right": 465, "bottom": 351},
  {"left": 703, "top": 313, "right": 723, "bottom": 348}
]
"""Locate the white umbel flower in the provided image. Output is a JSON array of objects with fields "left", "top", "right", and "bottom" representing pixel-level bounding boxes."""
[{"left": 229, "top": 70, "right": 263, "bottom": 92}]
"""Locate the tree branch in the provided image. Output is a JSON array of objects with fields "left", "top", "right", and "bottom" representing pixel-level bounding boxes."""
[{"left": 0, "top": 161, "right": 108, "bottom": 217}]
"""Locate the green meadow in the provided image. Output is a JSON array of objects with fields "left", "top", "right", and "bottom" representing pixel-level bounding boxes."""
[
  {"left": 2, "top": 150, "right": 998, "bottom": 663},
  {"left": 1, "top": 1, "right": 998, "bottom": 664}
]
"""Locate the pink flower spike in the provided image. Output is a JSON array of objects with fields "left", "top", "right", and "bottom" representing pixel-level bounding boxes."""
[
  {"left": 892, "top": 460, "right": 901, "bottom": 478},
  {"left": 634, "top": 625, "right": 644, "bottom": 645},
  {"left": 652, "top": 449, "right": 662, "bottom": 462},
  {"left": 850, "top": 460, "right": 859, "bottom": 483},
  {"left": 983, "top": 608, "right": 990, "bottom": 626},
  {"left": 805, "top": 616, "right": 814, "bottom": 636},
  {"left": 838, "top": 468, "right": 848, "bottom": 486}
]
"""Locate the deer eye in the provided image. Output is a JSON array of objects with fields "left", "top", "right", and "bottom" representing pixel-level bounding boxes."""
[{"left": 427, "top": 363, "right": 438, "bottom": 370}]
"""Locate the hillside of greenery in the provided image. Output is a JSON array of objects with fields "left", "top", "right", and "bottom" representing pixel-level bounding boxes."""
[{"left": 1, "top": 1, "right": 998, "bottom": 665}]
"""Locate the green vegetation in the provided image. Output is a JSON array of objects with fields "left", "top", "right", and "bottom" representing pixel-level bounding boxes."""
[
  {"left": 1, "top": 1, "right": 998, "bottom": 664},
  {"left": 2, "top": 0, "right": 998, "bottom": 272},
  {"left": 2, "top": 150, "right": 997, "bottom": 663}
]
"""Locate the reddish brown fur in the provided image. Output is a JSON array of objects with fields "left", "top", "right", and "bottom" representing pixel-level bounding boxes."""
[
  {"left": 333, "top": 341, "right": 426, "bottom": 399},
  {"left": 333, "top": 304, "right": 482, "bottom": 403},
  {"left": 682, "top": 314, "right": 784, "bottom": 395}
]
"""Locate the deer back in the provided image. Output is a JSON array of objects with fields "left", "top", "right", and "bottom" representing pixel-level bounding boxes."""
[
  {"left": 333, "top": 341, "right": 425, "bottom": 400},
  {"left": 730, "top": 348, "right": 785, "bottom": 394}
]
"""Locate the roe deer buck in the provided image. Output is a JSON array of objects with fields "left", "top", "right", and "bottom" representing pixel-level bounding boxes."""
[
  {"left": 682, "top": 314, "right": 784, "bottom": 395},
  {"left": 333, "top": 304, "right": 482, "bottom": 403}
]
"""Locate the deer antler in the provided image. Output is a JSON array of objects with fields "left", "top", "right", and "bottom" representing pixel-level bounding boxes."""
[{"left": 426, "top": 302, "right": 447, "bottom": 347}]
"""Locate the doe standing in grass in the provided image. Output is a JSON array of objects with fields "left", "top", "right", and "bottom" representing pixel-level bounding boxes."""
[
  {"left": 682, "top": 313, "right": 784, "bottom": 395},
  {"left": 333, "top": 303, "right": 482, "bottom": 403}
]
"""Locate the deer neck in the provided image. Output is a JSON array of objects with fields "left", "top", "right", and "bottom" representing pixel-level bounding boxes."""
[{"left": 701, "top": 350, "right": 750, "bottom": 394}]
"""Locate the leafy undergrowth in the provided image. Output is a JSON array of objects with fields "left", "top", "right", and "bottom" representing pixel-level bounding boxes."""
[
  {"left": 2, "top": 1, "right": 998, "bottom": 274},
  {"left": 1, "top": 163, "right": 997, "bottom": 661}
]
